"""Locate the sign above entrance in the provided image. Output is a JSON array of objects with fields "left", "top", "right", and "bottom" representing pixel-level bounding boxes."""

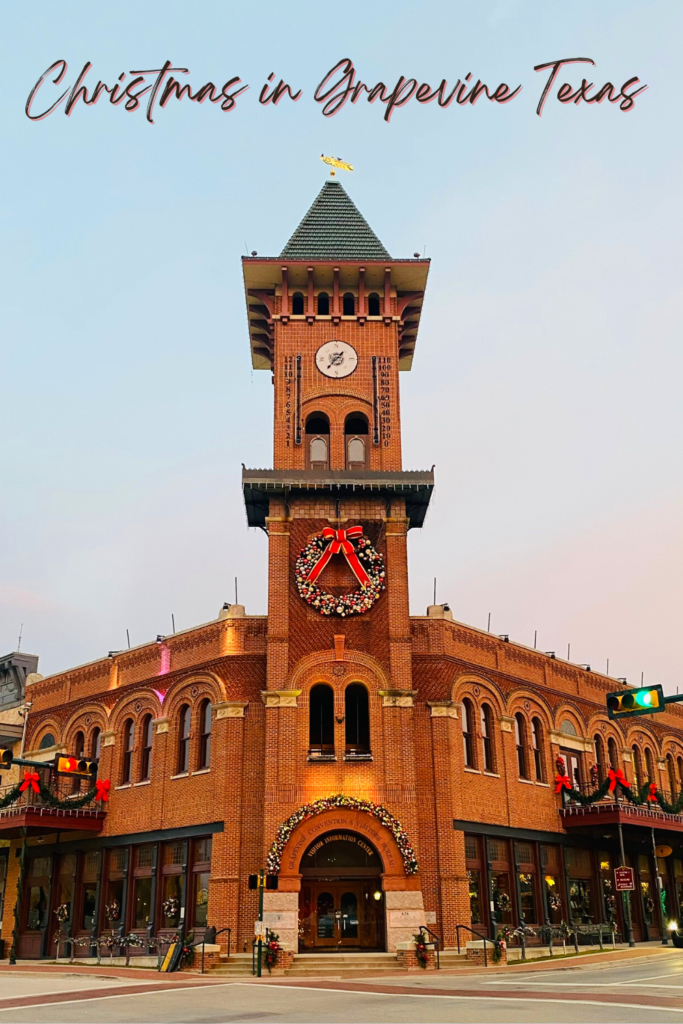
[{"left": 614, "top": 867, "right": 635, "bottom": 891}]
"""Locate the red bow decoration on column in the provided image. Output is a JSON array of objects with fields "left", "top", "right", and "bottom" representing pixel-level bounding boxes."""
[
  {"left": 647, "top": 782, "right": 658, "bottom": 802},
  {"left": 306, "top": 527, "right": 371, "bottom": 587},
  {"left": 19, "top": 770, "right": 40, "bottom": 794},
  {"left": 95, "top": 779, "right": 111, "bottom": 803},
  {"left": 555, "top": 774, "right": 572, "bottom": 794},
  {"left": 607, "top": 767, "right": 630, "bottom": 792}
]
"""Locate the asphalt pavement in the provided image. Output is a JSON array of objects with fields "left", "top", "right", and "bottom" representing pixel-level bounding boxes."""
[{"left": 1, "top": 950, "right": 682, "bottom": 1022}]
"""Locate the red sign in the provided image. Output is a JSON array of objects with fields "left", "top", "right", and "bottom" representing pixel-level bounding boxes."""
[{"left": 615, "top": 867, "right": 635, "bottom": 891}]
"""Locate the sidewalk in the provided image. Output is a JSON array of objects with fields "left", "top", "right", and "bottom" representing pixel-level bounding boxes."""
[{"left": 0, "top": 942, "right": 678, "bottom": 983}]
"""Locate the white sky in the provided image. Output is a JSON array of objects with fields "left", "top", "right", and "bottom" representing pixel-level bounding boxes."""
[{"left": 1, "top": 1, "right": 681, "bottom": 692}]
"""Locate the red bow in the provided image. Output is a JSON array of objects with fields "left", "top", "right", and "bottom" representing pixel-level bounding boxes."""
[
  {"left": 306, "top": 526, "right": 370, "bottom": 587},
  {"left": 607, "top": 767, "right": 630, "bottom": 792},
  {"left": 19, "top": 770, "right": 40, "bottom": 794},
  {"left": 555, "top": 774, "right": 572, "bottom": 794},
  {"left": 647, "top": 782, "right": 658, "bottom": 803},
  {"left": 95, "top": 778, "right": 110, "bottom": 803}
]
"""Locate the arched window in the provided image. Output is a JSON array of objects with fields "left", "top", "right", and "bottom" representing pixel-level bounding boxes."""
[
  {"left": 178, "top": 705, "right": 191, "bottom": 774},
  {"left": 515, "top": 713, "right": 528, "bottom": 779},
  {"left": 368, "top": 292, "right": 380, "bottom": 316},
  {"left": 38, "top": 733, "right": 56, "bottom": 750},
  {"left": 644, "top": 747, "right": 655, "bottom": 782},
  {"left": 632, "top": 745, "right": 643, "bottom": 788},
  {"left": 462, "top": 698, "right": 474, "bottom": 768},
  {"left": 345, "top": 413, "right": 368, "bottom": 470},
  {"left": 309, "top": 684, "right": 334, "bottom": 756},
  {"left": 594, "top": 735, "right": 605, "bottom": 782},
  {"left": 560, "top": 719, "right": 577, "bottom": 737},
  {"left": 667, "top": 754, "right": 676, "bottom": 796},
  {"left": 317, "top": 291, "right": 330, "bottom": 316},
  {"left": 91, "top": 728, "right": 101, "bottom": 761},
  {"left": 292, "top": 291, "right": 304, "bottom": 315},
  {"left": 306, "top": 413, "right": 329, "bottom": 470},
  {"left": 122, "top": 719, "right": 134, "bottom": 784},
  {"left": 345, "top": 684, "right": 370, "bottom": 755},
  {"left": 72, "top": 730, "right": 85, "bottom": 792},
  {"left": 608, "top": 737, "right": 619, "bottom": 772},
  {"left": 342, "top": 292, "right": 355, "bottom": 316},
  {"left": 480, "top": 704, "right": 494, "bottom": 772},
  {"left": 140, "top": 715, "right": 153, "bottom": 781},
  {"left": 199, "top": 699, "right": 212, "bottom": 769},
  {"left": 678, "top": 756, "right": 683, "bottom": 791},
  {"left": 531, "top": 717, "right": 544, "bottom": 781}
]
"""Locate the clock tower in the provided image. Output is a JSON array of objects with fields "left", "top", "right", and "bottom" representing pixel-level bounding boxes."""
[{"left": 241, "top": 179, "right": 434, "bottom": 949}]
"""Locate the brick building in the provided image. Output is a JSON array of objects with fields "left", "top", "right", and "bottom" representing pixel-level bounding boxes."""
[{"left": 2, "top": 180, "right": 683, "bottom": 960}]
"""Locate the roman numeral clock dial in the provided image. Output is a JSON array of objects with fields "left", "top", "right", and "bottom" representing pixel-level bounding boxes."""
[{"left": 315, "top": 340, "right": 358, "bottom": 379}]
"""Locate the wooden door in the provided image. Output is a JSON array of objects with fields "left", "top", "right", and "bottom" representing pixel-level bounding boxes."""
[{"left": 308, "top": 882, "right": 381, "bottom": 950}]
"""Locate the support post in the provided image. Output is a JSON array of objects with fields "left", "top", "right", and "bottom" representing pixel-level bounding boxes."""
[
  {"left": 617, "top": 819, "right": 635, "bottom": 946},
  {"left": 257, "top": 870, "right": 264, "bottom": 978},
  {"left": 651, "top": 827, "right": 668, "bottom": 945}
]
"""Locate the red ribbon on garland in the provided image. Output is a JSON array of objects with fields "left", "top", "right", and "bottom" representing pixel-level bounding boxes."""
[
  {"left": 554, "top": 773, "right": 572, "bottom": 794},
  {"left": 95, "top": 778, "right": 111, "bottom": 803},
  {"left": 607, "top": 767, "right": 630, "bottom": 792},
  {"left": 19, "top": 770, "right": 40, "bottom": 794},
  {"left": 306, "top": 526, "right": 371, "bottom": 587},
  {"left": 647, "top": 782, "right": 658, "bottom": 802}
]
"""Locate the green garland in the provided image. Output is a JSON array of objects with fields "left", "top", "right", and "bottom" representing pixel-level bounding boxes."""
[
  {"left": 0, "top": 777, "right": 98, "bottom": 811},
  {"left": 559, "top": 773, "right": 683, "bottom": 815},
  {"left": 0, "top": 783, "right": 22, "bottom": 809}
]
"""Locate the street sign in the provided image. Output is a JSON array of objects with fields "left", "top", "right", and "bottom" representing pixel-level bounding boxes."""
[{"left": 615, "top": 867, "right": 635, "bottom": 891}]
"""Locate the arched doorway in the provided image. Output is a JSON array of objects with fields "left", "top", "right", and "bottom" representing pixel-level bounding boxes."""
[{"left": 299, "top": 832, "right": 385, "bottom": 951}]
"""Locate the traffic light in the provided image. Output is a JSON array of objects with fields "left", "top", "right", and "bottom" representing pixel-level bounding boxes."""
[
  {"left": 0, "top": 748, "right": 13, "bottom": 767},
  {"left": 54, "top": 755, "right": 98, "bottom": 777},
  {"left": 607, "top": 684, "right": 664, "bottom": 719}
]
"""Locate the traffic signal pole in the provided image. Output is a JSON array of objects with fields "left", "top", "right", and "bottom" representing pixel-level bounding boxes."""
[
  {"left": 616, "top": 817, "right": 635, "bottom": 947},
  {"left": 257, "top": 870, "right": 265, "bottom": 978}
]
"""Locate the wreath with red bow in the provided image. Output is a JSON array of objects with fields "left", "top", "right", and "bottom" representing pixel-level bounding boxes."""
[{"left": 295, "top": 526, "right": 385, "bottom": 617}]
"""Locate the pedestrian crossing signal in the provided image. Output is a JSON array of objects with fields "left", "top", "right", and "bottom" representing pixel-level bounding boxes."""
[
  {"left": 607, "top": 685, "right": 664, "bottom": 719},
  {"left": 54, "top": 755, "right": 98, "bottom": 777},
  {"left": 0, "top": 748, "right": 13, "bottom": 767}
]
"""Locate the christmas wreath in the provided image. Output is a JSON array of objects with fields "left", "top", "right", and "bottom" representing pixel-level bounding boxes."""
[
  {"left": 295, "top": 526, "right": 385, "bottom": 617},
  {"left": 105, "top": 899, "right": 120, "bottom": 922},
  {"left": 267, "top": 794, "right": 418, "bottom": 876},
  {"left": 162, "top": 897, "right": 180, "bottom": 919},
  {"left": 413, "top": 932, "right": 429, "bottom": 968}
]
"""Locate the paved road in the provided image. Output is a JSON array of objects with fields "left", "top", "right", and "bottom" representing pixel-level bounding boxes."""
[{"left": 1, "top": 953, "right": 683, "bottom": 1022}]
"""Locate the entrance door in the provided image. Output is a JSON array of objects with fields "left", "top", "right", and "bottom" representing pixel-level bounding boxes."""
[{"left": 303, "top": 881, "right": 383, "bottom": 950}]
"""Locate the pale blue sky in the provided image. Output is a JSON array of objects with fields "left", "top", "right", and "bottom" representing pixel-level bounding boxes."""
[{"left": 1, "top": 1, "right": 682, "bottom": 691}]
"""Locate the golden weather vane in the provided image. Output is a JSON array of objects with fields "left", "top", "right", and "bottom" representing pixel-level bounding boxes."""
[{"left": 320, "top": 154, "right": 354, "bottom": 177}]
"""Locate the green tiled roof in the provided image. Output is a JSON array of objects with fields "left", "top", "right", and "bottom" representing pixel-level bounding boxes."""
[{"left": 280, "top": 180, "right": 391, "bottom": 260}]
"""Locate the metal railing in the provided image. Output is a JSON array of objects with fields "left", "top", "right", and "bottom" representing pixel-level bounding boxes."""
[
  {"left": 455, "top": 924, "right": 493, "bottom": 966},
  {"left": 199, "top": 927, "right": 231, "bottom": 974},
  {"left": 418, "top": 925, "right": 441, "bottom": 969}
]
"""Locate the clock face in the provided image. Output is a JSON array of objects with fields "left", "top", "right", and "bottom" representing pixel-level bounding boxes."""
[{"left": 315, "top": 341, "right": 358, "bottom": 379}]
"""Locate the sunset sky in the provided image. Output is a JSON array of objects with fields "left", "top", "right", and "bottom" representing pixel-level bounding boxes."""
[{"left": 2, "top": 1, "right": 681, "bottom": 691}]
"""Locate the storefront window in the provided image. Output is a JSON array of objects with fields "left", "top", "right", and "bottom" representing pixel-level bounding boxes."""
[
  {"left": 134, "top": 877, "right": 153, "bottom": 929},
  {"left": 518, "top": 873, "right": 536, "bottom": 923},
  {"left": 492, "top": 873, "right": 514, "bottom": 924},
  {"left": 599, "top": 854, "right": 617, "bottom": 924},
  {"left": 194, "top": 872, "right": 210, "bottom": 928},
  {"left": 468, "top": 870, "right": 482, "bottom": 925},
  {"left": 540, "top": 845, "right": 563, "bottom": 924},
  {"left": 569, "top": 880, "right": 593, "bottom": 923},
  {"left": 82, "top": 888, "right": 97, "bottom": 930},
  {"left": 162, "top": 875, "right": 184, "bottom": 928},
  {"left": 27, "top": 886, "right": 48, "bottom": 930}
]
